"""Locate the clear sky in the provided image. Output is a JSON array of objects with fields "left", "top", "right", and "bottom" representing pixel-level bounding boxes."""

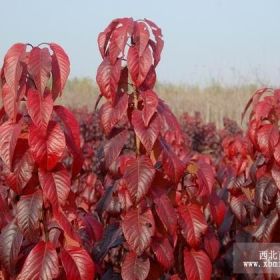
[{"left": 0, "top": 0, "right": 280, "bottom": 86}]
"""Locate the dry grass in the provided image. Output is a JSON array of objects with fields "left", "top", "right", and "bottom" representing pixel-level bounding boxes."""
[{"left": 59, "top": 78, "right": 258, "bottom": 128}]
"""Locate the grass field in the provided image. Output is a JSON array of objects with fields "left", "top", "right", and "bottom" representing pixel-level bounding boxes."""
[{"left": 59, "top": 78, "right": 259, "bottom": 128}]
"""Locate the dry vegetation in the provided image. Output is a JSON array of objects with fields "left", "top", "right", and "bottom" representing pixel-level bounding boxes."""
[{"left": 59, "top": 77, "right": 258, "bottom": 128}]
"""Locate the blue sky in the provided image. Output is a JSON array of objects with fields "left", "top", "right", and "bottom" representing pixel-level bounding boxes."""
[{"left": 1, "top": 0, "right": 280, "bottom": 86}]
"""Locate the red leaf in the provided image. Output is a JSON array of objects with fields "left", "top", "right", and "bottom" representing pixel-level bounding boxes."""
[
  {"left": 28, "top": 47, "right": 52, "bottom": 94},
  {"left": 60, "top": 246, "right": 95, "bottom": 280},
  {"left": 50, "top": 43, "right": 70, "bottom": 98},
  {"left": 127, "top": 45, "right": 153, "bottom": 87},
  {"left": 157, "top": 100, "right": 183, "bottom": 138},
  {"left": 29, "top": 121, "right": 66, "bottom": 170},
  {"left": 38, "top": 166, "right": 70, "bottom": 209},
  {"left": 100, "top": 93, "right": 128, "bottom": 135},
  {"left": 104, "top": 129, "right": 128, "bottom": 168},
  {"left": 151, "top": 237, "right": 174, "bottom": 270},
  {"left": 53, "top": 209, "right": 80, "bottom": 242},
  {"left": 16, "top": 190, "right": 43, "bottom": 239},
  {"left": 0, "top": 223, "right": 23, "bottom": 275},
  {"left": 3, "top": 43, "right": 26, "bottom": 94},
  {"left": 144, "top": 19, "right": 164, "bottom": 67},
  {"left": 141, "top": 90, "right": 158, "bottom": 127},
  {"left": 96, "top": 58, "right": 122, "bottom": 103},
  {"left": 184, "top": 249, "right": 212, "bottom": 280},
  {"left": 257, "top": 124, "right": 279, "bottom": 155},
  {"left": 18, "top": 241, "right": 59, "bottom": 280},
  {"left": 209, "top": 193, "right": 226, "bottom": 227},
  {"left": 0, "top": 120, "right": 22, "bottom": 169},
  {"left": 121, "top": 251, "right": 150, "bottom": 280},
  {"left": 134, "top": 22, "right": 150, "bottom": 57},
  {"left": 98, "top": 19, "right": 119, "bottom": 58},
  {"left": 122, "top": 208, "right": 155, "bottom": 255},
  {"left": 54, "top": 105, "right": 83, "bottom": 175},
  {"left": 154, "top": 194, "right": 177, "bottom": 235},
  {"left": 6, "top": 147, "right": 34, "bottom": 194},
  {"left": 230, "top": 194, "right": 248, "bottom": 224},
  {"left": 123, "top": 155, "right": 155, "bottom": 203},
  {"left": 109, "top": 18, "right": 134, "bottom": 64},
  {"left": 204, "top": 230, "right": 220, "bottom": 262},
  {"left": 178, "top": 204, "right": 207, "bottom": 248},
  {"left": 141, "top": 65, "right": 157, "bottom": 90},
  {"left": 254, "top": 100, "right": 273, "bottom": 121},
  {"left": 27, "top": 88, "right": 53, "bottom": 131},
  {"left": 2, "top": 83, "right": 18, "bottom": 121},
  {"left": 159, "top": 138, "right": 185, "bottom": 183},
  {"left": 132, "top": 110, "right": 160, "bottom": 152},
  {"left": 196, "top": 161, "right": 215, "bottom": 197}
]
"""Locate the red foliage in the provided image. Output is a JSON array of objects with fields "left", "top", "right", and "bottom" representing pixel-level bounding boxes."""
[
  {"left": 0, "top": 43, "right": 95, "bottom": 280},
  {"left": 0, "top": 17, "right": 278, "bottom": 280},
  {"left": 91, "top": 17, "right": 222, "bottom": 280}
]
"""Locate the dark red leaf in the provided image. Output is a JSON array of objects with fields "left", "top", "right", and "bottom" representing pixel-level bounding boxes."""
[
  {"left": 54, "top": 105, "right": 83, "bottom": 176},
  {"left": 178, "top": 204, "right": 207, "bottom": 248},
  {"left": 0, "top": 223, "right": 23, "bottom": 275},
  {"left": 151, "top": 237, "right": 174, "bottom": 270},
  {"left": 255, "top": 176, "right": 277, "bottom": 213},
  {"left": 257, "top": 124, "right": 279, "bottom": 155},
  {"left": 38, "top": 166, "right": 70, "bottom": 209},
  {"left": 141, "top": 65, "right": 156, "bottom": 90},
  {"left": 121, "top": 251, "right": 150, "bottom": 280},
  {"left": 230, "top": 195, "right": 248, "bottom": 224},
  {"left": 50, "top": 43, "right": 70, "bottom": 98},
  {"left": 0, "top": 120, "right": 22, "bottom": 169},
  {"left": 253, "top": 210, "right": 279, "bottom": 242},
  {"left": 16, "top": 190, "right": 43, "bottom": 240},
  {"left": 27, "top": 88, "right": 53, "bottom": 131},
  {"left": 28, "top": 47, "right": 52, "bottom": 94},
  {"left": 127, "top": 45, "right": 153, "bottom": 87},
  {"left": 203, "top": 230, "right": 220, "bottom": 262},
  {"left": 123, "top": 155, "right": 155, "bottom": 203},
  {"left": 29, "top": 121, "right": 66, "bottom": 170},
  {"left": 209, "top": 193, "right": 226, "bottom": 227},
  {"left": 60, "top": 246, "right": 95, "bottom": 280},
  {"left": 196, "top": 161, "right": 215, "bottom": 197},
  {"left": 122, "top": 208, "right": 155, "bottom": 255},
  {"left": 18, "top": 241, "right": 59, "bottom": 280},
  {"left": 96, "top": 58, "right": 122, "bottom": 103},
  {"left": 132, "top": 110, "right": 160, "bottom": 152},
  {"left": 100, "top": 94, "right": 128, "bottom": 135},
  {"left": 159, "top": 138, "right": 185, "bottom": 183},
  {"left": 104, "top": 129, "right": 128, "bottom": 168},
  {"left": 154, "top": 194, "right": 177, "bottom": 235},
  {"left": 141, "top": 89, "right": 158, "bottom": 127},
  {"left": 3, "top": 43, "right": 26, "bottom": 94},
  {"left": 184, "top": 249, "right": 212, "bottom": 280},
  {"left": 6, "top": 147, "right": 34, "bottom": 194}
]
